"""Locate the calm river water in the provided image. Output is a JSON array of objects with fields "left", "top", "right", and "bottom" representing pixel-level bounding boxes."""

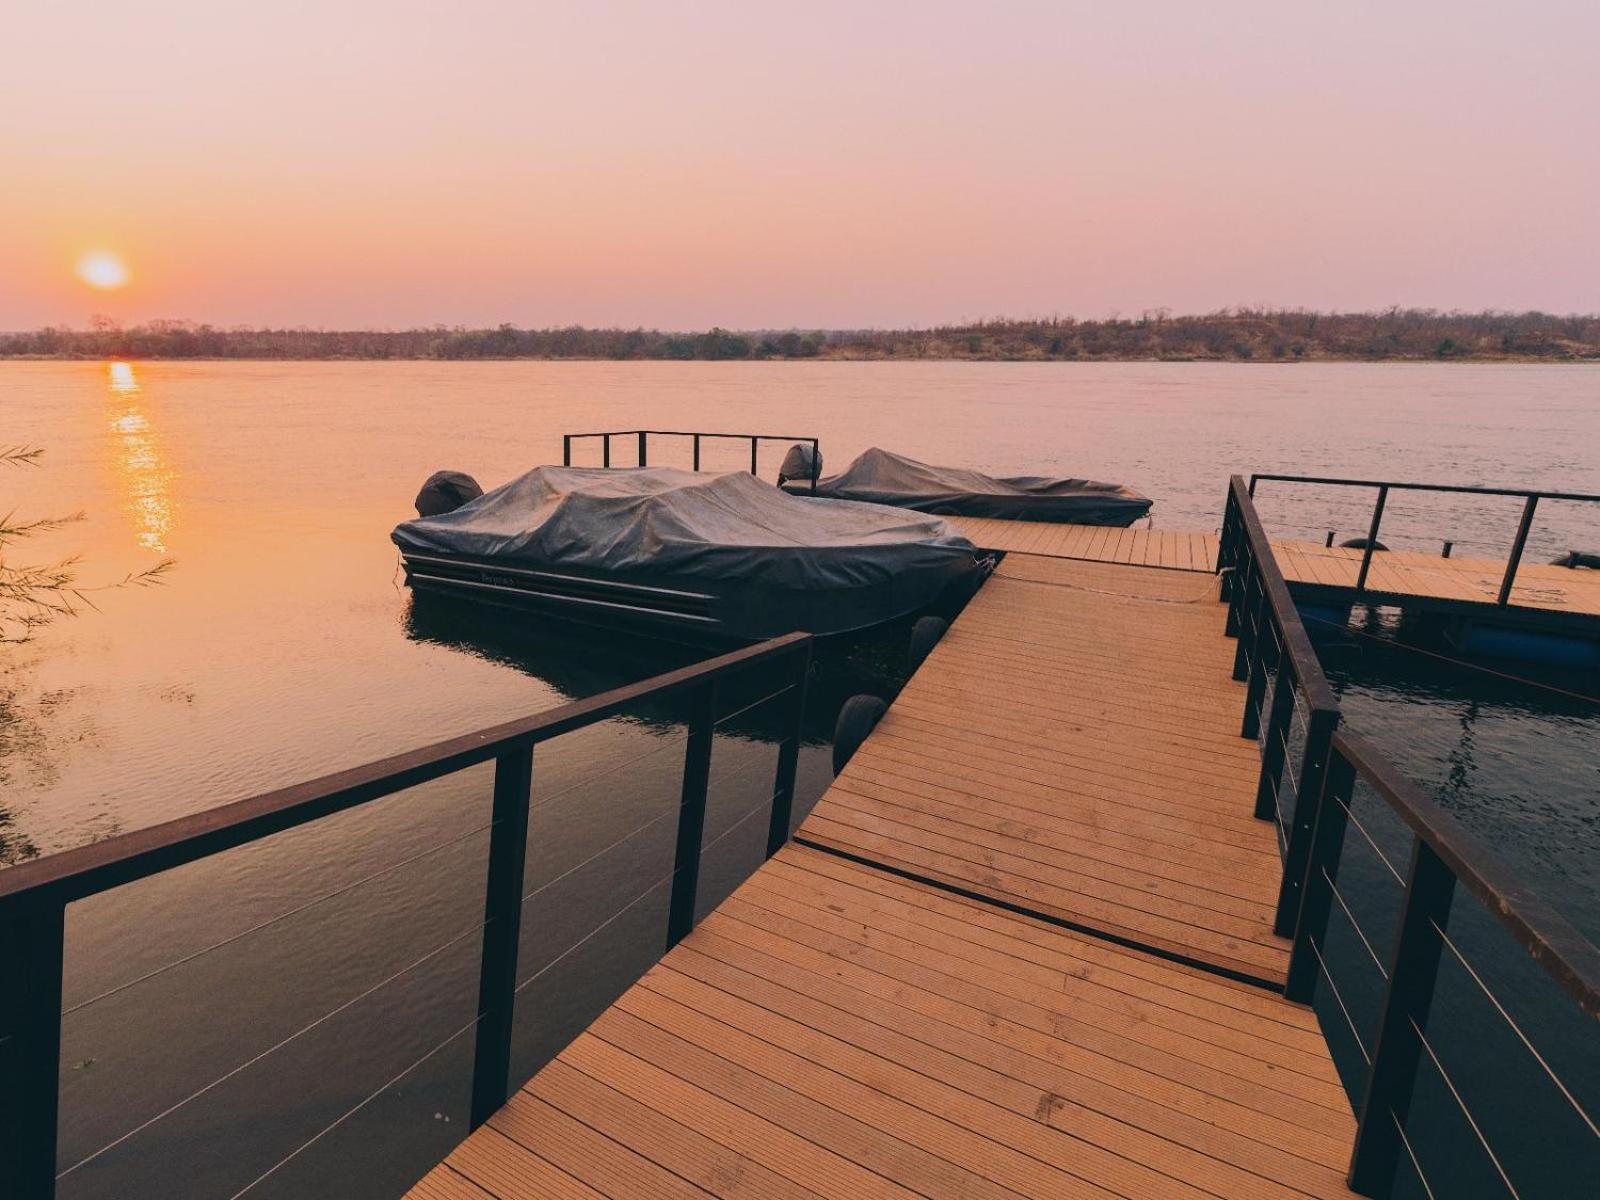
[{"left": 3, "top": 361, "right": 1597, "bottom": 1198}]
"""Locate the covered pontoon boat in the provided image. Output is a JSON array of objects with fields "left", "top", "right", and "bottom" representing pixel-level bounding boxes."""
[
  {"left": 784, "top": 447, "right": 1152, "bottom": 525},
  {"left": 393, "top": 466, "right": 984, "bottom": 641}
]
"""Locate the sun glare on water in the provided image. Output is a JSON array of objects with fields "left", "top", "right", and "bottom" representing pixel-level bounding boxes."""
[{"left": 77, "top": 251, "right": 129, "bottom": 289}]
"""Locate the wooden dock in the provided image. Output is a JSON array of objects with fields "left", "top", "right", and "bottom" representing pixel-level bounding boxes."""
[
  {"left": 407, "top": 539, "right": 1361, "bottom": 1199},
  {"left": 946, "top": 515, "right": 1600, "bottom": 620}
]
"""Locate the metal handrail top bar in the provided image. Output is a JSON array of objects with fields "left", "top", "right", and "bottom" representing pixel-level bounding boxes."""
[
  {"left": 567, "top": 430, "right": 820, "bottom": 442},
  {"left": 1228, "top": 475, "right": 1339, "bottom": 712},
  {"left": 1333, "top": 727, "right": 1600, "bottom": 1020},
  {"left": 1251, "top": 473, "right": 1600, "bottom": 505},
  {"left": 0, "top": 631, "right": 811, "bottom": 909}
]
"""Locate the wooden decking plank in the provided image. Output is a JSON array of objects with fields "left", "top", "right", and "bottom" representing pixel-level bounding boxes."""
[
  {"left": 406, "top": 1166, "right": 499, "bottom": 1200},
  {"left": 734, "top": 869, "right": 1331, "bottom": 1076},
  {"left": 947, "top": 516, "right": 1598, "bottom": 618},
  {"left": 701, "top": 902, "right": 1339, "bottom": 1113},
  {"left": 827, "top": 775, "right": 1278, "bottom": 897},
  {"left": 525, "top": 1059, "right": 826, "bottom": 1199},
  {"left": 436, "top": 1127, "right": 606, "bottom": 1200},
  {"left": 832, "top": 766, "right": 1281, "bottom": 876},
  {"left": 688, "top": 914, "right": 1351, "bottom": 1194},
  {"left": 801, "top": 552, "right": 1290, "bottom": 982},
  {"left": 765, "top": 850, "right": 1320, "bottom": 1039},
  {"left": 489, "top": 1092, "right": 708, "bottom": 1200},
  {"left": 586, "top": 1006, "right": 1029, "bottom": 1200},
  {"left": 560, "top": 1032, "right": 919, "bottom": 1199}
]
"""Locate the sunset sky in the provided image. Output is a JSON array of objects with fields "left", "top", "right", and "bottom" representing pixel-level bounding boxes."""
[{"left": 3, "top": 1, "right": 1596, "bottom": 330}]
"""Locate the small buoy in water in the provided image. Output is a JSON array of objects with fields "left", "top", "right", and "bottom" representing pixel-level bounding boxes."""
[
  {"left": 1340, "top": 537, "right": 1388, "bottom": 551},
  {"left": 1550, "top": 550, "right": 1600, "bottom": 569},
  {"left": 833, "top": 694, "right": 887, "bottom": 775},
  {"left": 414, "top": 471, "right": 483, "bottom": 517},
  {"left": 908, "top": 615, "right": 948, "bottom": 671}
]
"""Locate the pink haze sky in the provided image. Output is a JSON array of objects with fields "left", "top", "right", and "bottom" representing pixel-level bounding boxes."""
[{"left": 2, "top": 1, "right": 1596, "bottom": 329}]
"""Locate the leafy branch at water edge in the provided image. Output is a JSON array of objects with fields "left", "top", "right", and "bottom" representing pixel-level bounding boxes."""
[{"left": 0, "top": 445, "right": 173, "bottom": 642}]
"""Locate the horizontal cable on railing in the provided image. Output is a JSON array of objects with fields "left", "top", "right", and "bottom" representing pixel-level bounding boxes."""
[
  {"left": 1310, "top": 936, "right": 1371, "bottom": 1065},
  {"left": 1325, "top": 870, "right": 1389, "bottom": 979},
  {"left": 522, "top": 808, "right": 677, "bottom": 906},
  {"left": 1433, "top": 919, "right": 1599, "bottom": 1139},
  {"left": 1329, "top": 790, "right": 1406, "bottom": 886},
  {"left": 524, "top": 683, "right": 794, "bottom": 822},
  {"left": 1394, "top": 1110, "right": 1438, "bottom": 1200},
  {"left": 227, "top": 1010, "right": 482, "bottom": 1199},
  {"left": 62, "top": 819, "right": 496, "bottom": 1018},
  {"left": 528, "top": 734, "right": 685, "bottom": 816},
  {"left": 515, "top": 869, "right": 677, "bottom": 996},
  {"left": 1301, "top": 613, "right": 1600, "bottom": 707},
  {"left": 56, "top": 915, "right": 490, "bottom": 1181},
  {"left": 715, "top": 683, "right": 795, "bottom": 729},
  {"left": 700, "top": 787, "right": 783, "bottom": 858},
  {"left": 1411, "top": 1017, "right": 1524, "bottom": 1199}
]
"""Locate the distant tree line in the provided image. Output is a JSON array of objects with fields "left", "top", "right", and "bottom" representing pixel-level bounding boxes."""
[{"left": 2, "top": 310, "right": 1596, "bottom": 362}]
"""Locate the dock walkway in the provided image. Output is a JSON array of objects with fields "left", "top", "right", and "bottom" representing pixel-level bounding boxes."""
[
  {"left": 944, "top": 515, "right": 1600, "bottom": 620},
  {"left": 408, "top": 538, "right": 1358, "bottom": 1199}
]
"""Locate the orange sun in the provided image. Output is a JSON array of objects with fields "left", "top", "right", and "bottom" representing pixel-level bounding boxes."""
[{"left": 77, "top": 251, "right": 129, "bottom": 289}]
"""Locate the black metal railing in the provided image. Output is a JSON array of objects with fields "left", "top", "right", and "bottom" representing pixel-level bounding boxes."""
[
  {"left": 0, "top": 632, "right": 813, "bottom": 1199},
  {"left": 562, "top": 429, "right": 822, "bottom": 491},
  {"left": 1223, "top": 476, "right": 1600, "bottom": 1197},
  {"left": 1288, "top": 730, "right": 1600, "bottom": 1196},
  {"left": 1219, "top": 475, "right": 1342, "bottom": 934},
  {"left": 1249, "top": 473, "right": 1600, "bottom": 606}
]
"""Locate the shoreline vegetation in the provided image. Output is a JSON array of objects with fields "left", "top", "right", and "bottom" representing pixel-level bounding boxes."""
[{"left": 2, "top": 309, "right": 1597, "bottom": 363}]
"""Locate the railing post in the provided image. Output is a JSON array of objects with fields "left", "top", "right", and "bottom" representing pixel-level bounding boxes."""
[
  {"left": 1496, "top": 494, "right": 1538, "bottom": 606},
  {"left": 766, "top": 647, "right": 813, "bottom": 858},
  {"left": 1274, "top": 707, "right": 1340, "bottom": 934},
  {"left": 1218, "top": 486, "right": 1239, "bottom": 614},
  {"left": 1231, "top": 565, "right": 1256, "bottom": 681},
  {"left": 1355, "top": 486, "right": 1388, "bottom": 592},
  {"left": 667, "top": 681, "right": 716, "bottom": 949},
  {"left": 637, "top": 430, "right": 648, "bottom": 467},
  {"left": 1284, "top": 748, "right": 1355, "bottom": 1003},
  {"left": 749, "top": 437, "right": 759, "bottom": 476},
  {"left": 470, "top": 745, "right": 535, "bottom": 1129},
  {"left": 1347, "top": 839, "right": 1457, "bottom": 1195},
  {"left": 562, "top": 434, "right": 572, "bottom": 467},
  {"left": 0, "top": 897, "right": 67, "bottom": 1199},
  {"left": 602, "top": 433, "right": 611, "bottom": 468},
  {"left": 692, "top": 433, "right": 701, "bottom": 472},
  {"left": 1253, "top": 662, "right": 1297, "bottom": 820},
  {"left": 1239, "top": 587, "right": 1269, "bottom": 732}
]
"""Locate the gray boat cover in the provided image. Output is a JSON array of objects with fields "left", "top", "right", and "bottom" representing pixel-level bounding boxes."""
[
  {"left": 790, "top": 447, "right": 1152, "bottom": 525},
  {"left": 392, "top": 466, "right": 978, "bottom": 589}
]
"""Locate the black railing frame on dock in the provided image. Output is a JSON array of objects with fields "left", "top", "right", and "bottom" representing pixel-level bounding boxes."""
[
  {"left": 563, "top": 429, "right": 822, "bottom": 491},
  {"left": 1222, "top": 475, "right": 1600, "bottom": 1198},
  {"left": 1249, "top": 472, "right": 1600, "bottom": 606},
  {"left": 0, "top": 632, "right": 814, "bottom": 1200},
  {"left": 1219, "top": 475, "right": 1342, "bottom": 935}
]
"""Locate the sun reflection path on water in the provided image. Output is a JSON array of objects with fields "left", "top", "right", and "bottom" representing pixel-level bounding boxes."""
[{"left": 105, "top": 362, "right": 176, "bottom": 553}]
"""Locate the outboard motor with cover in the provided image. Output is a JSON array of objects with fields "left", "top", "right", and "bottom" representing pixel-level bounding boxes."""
[
  {"left": 414, "top": 471, "right": 484, "bottom": 517},
  {"left": 778, "top": 443, "right": 823, "bottom": 487}
]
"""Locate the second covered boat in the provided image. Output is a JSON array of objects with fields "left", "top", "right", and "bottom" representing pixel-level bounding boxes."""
[
  {"left": 393, "top": 465, "right": 985, "bottom": 641},
  {"left": 784, "top": 446, "right": 1152, "bottom": 525}
]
